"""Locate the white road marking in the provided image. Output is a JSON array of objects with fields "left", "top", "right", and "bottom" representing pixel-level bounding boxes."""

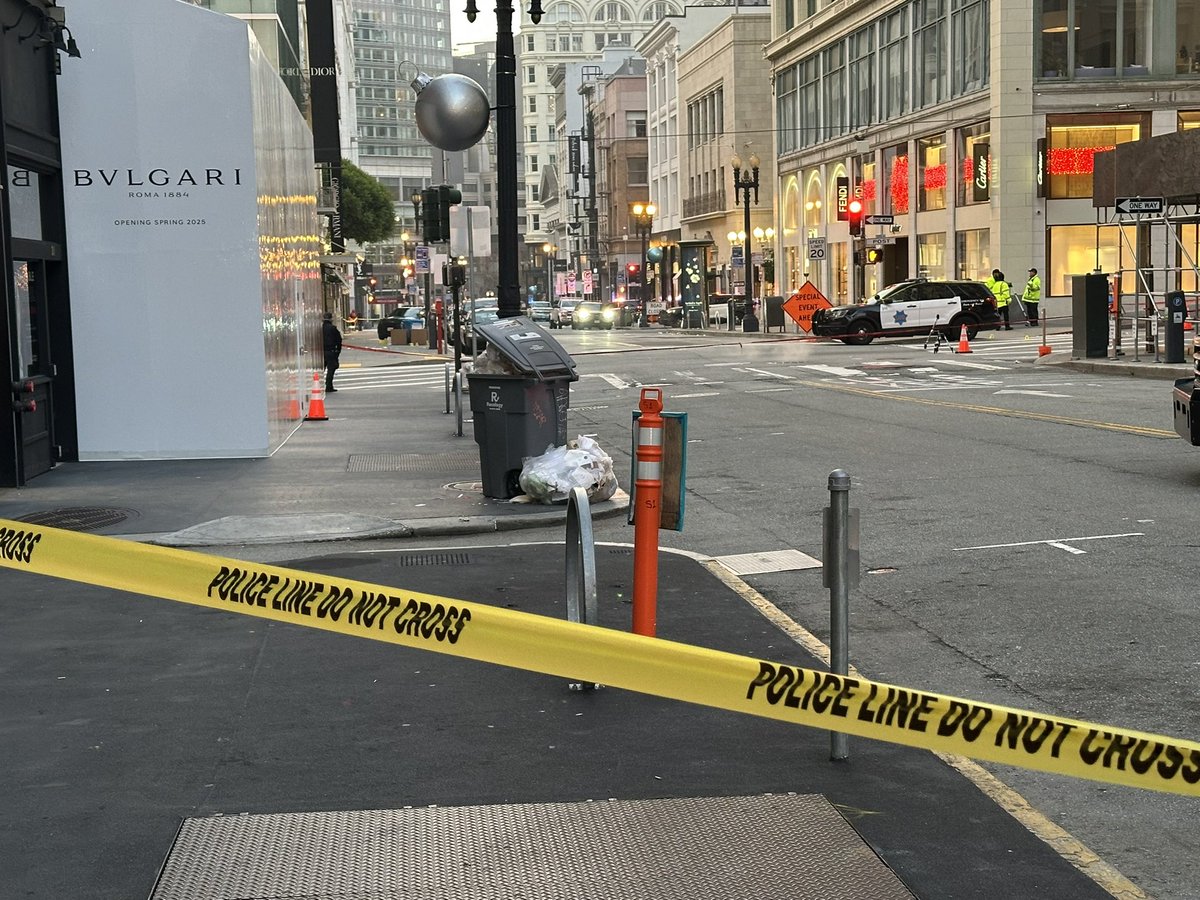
[
  {"left": 793, "top": 364, "right": 865, "bottom": 377},
  {"left": 994, "top": 389, "right": 1074, "bottom": 398},
  {"left": 584, "top": 373, "right": 632, "bottom": 390},
  {"left": 672, "top": 391, "right": 721, "bottom": 398},
  {"left": 935, "top": 358, "right": 1008, "bottom": 371},
  {"left": 740, "top": 367, "right": 795, "bottom": 379},
  {"left": 745, "top": 387, "right": 794, "bottom": 393},
  {"left": 953, "top": 532, "right": 1144, "bottom": 555}
]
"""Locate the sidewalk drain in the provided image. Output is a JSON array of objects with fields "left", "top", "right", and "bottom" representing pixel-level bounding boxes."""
[
  {"left": 347, "top": 451, "right": 477, "bottom": 473},
  {"left": 16, "top": 506, "right": 135, "bottom": 532}
]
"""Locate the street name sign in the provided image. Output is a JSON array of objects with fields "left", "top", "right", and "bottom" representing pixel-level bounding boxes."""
[
  {"left": 865, "top": 215, "right": 894, "bottom": 225},
  {"left": 1115, "top": 196, "right": 1164, "bottom": 215},
  {"left": 868, "top": 236, "right": 896, "bottom": 246},
  {"left": 782, "top": 280, "right": 832, "bottom": 332}
]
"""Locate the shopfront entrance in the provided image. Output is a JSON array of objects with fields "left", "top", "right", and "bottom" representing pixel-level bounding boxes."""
[{"left": 10, "top": 254, "right": 57, "bottom": 478}]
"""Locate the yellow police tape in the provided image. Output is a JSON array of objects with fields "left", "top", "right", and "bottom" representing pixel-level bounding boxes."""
[{"left": 2, "top": 517, "right": 1198, "bottom": 797}]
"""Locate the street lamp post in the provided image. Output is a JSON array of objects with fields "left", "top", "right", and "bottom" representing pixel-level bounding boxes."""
[
  {"left": 631, "top": 201, "right": 655, "bottom": 327},
  {"left": 464, "top": 0, "right": 544, "bottom": 319},
  {"left": 542, "top": 242, "right": 557, "bottom": 311},
  {"left": 731, "top": 153, "right": 761, "bottom": 332}
]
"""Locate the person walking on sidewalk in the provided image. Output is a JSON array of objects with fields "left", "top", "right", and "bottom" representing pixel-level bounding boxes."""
[
  {"left": 1021, "top": 268, "right": 1041, "bottom": 326},
  {"left": 987, "top": 269, "right": 1013, "bottom": 330},
  {"left": 322, "top": 312, "right": 342, "bottom": 393}
]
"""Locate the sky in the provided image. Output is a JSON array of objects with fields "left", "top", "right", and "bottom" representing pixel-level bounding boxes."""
[{"left": 450, "top": 5, "right": 520, "bottom": 50}]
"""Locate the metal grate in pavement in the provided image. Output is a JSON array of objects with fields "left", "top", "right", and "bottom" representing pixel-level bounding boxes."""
[
  {"left": 346, "top": 450, "right": 478, "bottom": 473},
  {"left": 15, "top": 506, "right": 135, "bottom": 532},
  {"left": 149, "top": 794, "right": 914, "bottom": 900},
  {"left": 712, "top": 548, "right": 823, "bottom": 576},
  {"left": 395, "top": 552, "right": 471, "bottom": 567}
]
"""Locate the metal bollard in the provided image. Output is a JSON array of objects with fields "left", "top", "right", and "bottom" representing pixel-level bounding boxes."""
[
  {"left": 444, "top": 363, "right": 451, "bottom": 414},
  {"left": 823, "top": 469, "right": 859, "bottom": 761},
  {"left": 564, "top": 486, "right": 601, "bottom": 692},
  {"left": 454, "top": 371, "right": 464, "bottom": 437}
]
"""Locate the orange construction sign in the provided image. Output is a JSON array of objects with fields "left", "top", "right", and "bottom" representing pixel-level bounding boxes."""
[{"left": 782, "top": 281, "right": 833, "bottom": 332}]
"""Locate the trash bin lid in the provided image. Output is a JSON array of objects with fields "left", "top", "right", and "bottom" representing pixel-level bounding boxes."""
[{"left": 472, "top": 315, "right": 578, "bottom": 380}]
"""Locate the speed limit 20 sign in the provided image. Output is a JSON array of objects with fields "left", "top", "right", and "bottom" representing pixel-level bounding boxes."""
[{"left": 807, "top": 238, "right": 827, "bottom": 260}]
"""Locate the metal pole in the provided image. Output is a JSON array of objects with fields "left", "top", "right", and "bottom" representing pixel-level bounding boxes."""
[
  {"left": 444, "top": 362, "right": 451, "bottom": 414},
  {"left": 639, "top": 225, "right": 649, "bottom": 327},
  {"left": 827, "top": 468, "right": 851, "bottom": 761},
  {"left": 493, "top": 0, "right": 521, "bottom": 319},
  {"left": 455, "top": 371, "right": 464, "bottom": 437}
]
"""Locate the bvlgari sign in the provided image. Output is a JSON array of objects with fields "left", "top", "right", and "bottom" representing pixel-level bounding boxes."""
[{"left": 72, "top": 167, "right": 244, "bottom": 189}]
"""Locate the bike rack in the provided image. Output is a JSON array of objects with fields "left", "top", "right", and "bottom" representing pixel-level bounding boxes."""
[{"left": 564, "top": 486, "right": 601, "bottom": 692}]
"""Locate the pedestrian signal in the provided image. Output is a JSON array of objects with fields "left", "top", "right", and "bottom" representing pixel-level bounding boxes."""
[{"left": 865, "top": 247, "right": 883, "bottom": 264}]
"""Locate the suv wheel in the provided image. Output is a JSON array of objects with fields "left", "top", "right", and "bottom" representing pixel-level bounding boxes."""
[
  {"left": 844, "top": 319, "right": 875, "bottom": 345},
  {"left": 949, "top": 314, "right": 980, "bottom": 340}
]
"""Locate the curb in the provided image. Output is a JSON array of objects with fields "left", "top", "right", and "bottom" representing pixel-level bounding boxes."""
[
  {"left": 149, "top": 493, "right": 630, "bottom": 548},
  {"left": 1036, "top": 355, "right": 1190, "bottom": 380}
]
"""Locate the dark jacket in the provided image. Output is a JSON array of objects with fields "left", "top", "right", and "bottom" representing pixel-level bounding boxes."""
[{"left": 322, "top": 320, "right": 342, "bottom": 356}]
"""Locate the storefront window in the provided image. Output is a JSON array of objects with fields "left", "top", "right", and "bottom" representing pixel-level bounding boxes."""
[
  {"left": 831, "top": 240, "right": 849, "bottom": 304},
  {"left": 918, "top": 134, "right": 947, "bottom": 211},
  {"left": 1180, "top": 111, "right": 1200, "bottom": 130},
  {"left": 1048, "top": 223, "right": 1136, "bottom": 296},
  {"left": 1046, "top": 114, "right": 1144, "bottom": 199},
  {"left": 859, "top": 155, "right": 877, "bottom": 215},
  {"left": 917, "top": 232, "right": 946, "bottom": 280},
  {"left": 956, "top": 122, "right": 990, "bottom": 206},
  {"left": 956, "top": 229, "right": 990, "bottom": 281},
  {"left": 883, "top": 143, "right": 910, "bottom": 215},
  {"left": 804, "top": 172, "right": 823, "bottom": 229}
]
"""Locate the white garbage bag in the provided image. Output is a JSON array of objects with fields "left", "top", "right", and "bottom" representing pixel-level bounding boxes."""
[{"left": 518, "top": 435, "right": 619, "bottom": 504}]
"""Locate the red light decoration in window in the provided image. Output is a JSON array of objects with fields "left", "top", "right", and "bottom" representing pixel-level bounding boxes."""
[
  {"left": 890, "top": 156, "right": 909, "bottom": 213},
  {"left": 860, "top": 179, "right": 877, "bottom": 202},
  {"left": 961, "top": 156, "right": 973, "bottom": 183},
  {"left": 1047, "top": 146, "right": 1115, "bottom": 176},
  {"left": 923, "top": 163, "right": 947, "bottom": 191}
]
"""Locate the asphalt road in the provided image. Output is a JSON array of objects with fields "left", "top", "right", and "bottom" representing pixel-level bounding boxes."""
[{"left": 339, "top": 325, "right": 1197, "bottom": 900}]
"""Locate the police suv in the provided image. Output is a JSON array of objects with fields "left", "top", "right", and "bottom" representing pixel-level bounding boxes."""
[{"left": 811, "top": 279, "right": 1000, "bottom": 345}]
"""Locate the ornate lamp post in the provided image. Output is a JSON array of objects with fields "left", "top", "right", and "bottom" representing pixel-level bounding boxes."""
[
  {"left": 542, "top": 242, "right": 557, "bottom": 309},
  {"left": 731, "top": 152, "right": 761, "bottom": 332},
  {"left": 463, "top": 0, "right": 545, "bottom": 319},
  {"left": 631, "top": 201, "right": 655, "bottom": 327}
]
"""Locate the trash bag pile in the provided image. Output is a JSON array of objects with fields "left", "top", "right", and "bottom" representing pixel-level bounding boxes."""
[{"left": 518, "top": 435, "right": 619, "bottom": 504}]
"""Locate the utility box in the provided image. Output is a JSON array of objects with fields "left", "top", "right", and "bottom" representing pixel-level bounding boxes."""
[
  {"left": 1071, "top": 273, "right": 1110, "bottom": 359},
  {"left": 466, "top": 316, "right": 578, "bottom": 499}
]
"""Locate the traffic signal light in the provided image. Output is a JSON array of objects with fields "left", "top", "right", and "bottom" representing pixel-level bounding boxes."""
[
  {"left": 421, "top": 186, "right": 441, "bottom": 243},
  {"left": 865, "top": 247, "right": 883, "bottom": 264},
  {"left": 438, "top": 185, "right": 462, "bottom": 243},
  {"left": 847, "top": 198, "right": 864, "bottom": 237},
  {"left": 626, "top": 262, "right": 641, "bottom": 281}
]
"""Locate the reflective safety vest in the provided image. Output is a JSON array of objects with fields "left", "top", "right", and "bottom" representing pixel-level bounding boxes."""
[
  {"left": 986, "top": 277, "right": 1011, "bottom": 307},
  {"left": 1023, "top": 274, "right": 1041, "bottom": 303}
]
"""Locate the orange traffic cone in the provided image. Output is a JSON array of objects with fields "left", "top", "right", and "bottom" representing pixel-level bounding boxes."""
[
  {"left": 285, "top": 371, "right": 301, "bottom": 419},
  {"left": 305, "top": 372, "right": 328, "bottom": 421},
  {"left": 955, "top": 324, "right": 973, "bottom": 354}
]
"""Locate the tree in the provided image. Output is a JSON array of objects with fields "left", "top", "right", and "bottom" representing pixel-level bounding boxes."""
[{"left": 339, "top": 159, "right": 394, "bottom": 244}]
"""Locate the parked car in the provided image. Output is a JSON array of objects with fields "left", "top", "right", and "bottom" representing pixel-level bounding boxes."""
[
  {"left": 526, "top": 300, "right": 552, "bottom": 324},
  {"left": 810, "top": 279, "right": 999, "bottom": 345},
  {"left": 452, "top": 305, "right": 500, "bottom": 351},
  {"left": 609, "top": 298, "right": 641, "bottom": 326},
  {"left": 571, "top": 301, "right": 616, "bottom": 330},
  {"left": 377, "top": 306, "right": 424, "bottom": 340}
]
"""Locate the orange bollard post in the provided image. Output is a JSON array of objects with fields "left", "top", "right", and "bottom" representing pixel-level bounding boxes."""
[{"left": 632, "top": 387, "right": 664, "bottom": 637}]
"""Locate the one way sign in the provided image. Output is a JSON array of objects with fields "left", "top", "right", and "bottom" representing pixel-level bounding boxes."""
[{"left": 1115, "top": 196, "right": 1164, "bottom": 215}]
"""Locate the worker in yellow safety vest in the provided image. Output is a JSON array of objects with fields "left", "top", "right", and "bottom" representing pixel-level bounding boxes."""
[
  {"left": 986, "top": 269, "right": 1013, "bottom": 330},
  {"left": 1021, "top": 268, "right": 1041, "bottom": 326}
]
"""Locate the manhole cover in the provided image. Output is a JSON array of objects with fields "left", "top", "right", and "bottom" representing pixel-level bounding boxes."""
[
  {"left": 444, "top": 481, "right": 484, "bottom": 493},
  {"left": 16, "top": 507, "right": 135, "bottom": 532}
]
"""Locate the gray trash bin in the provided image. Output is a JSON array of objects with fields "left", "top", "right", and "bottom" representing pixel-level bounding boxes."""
[{"left": 466, "top": 316, "right": 578, "bottom": 499}]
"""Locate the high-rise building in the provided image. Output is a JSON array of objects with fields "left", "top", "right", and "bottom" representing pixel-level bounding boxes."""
[{"left": 350, "top": 0, "right": 454, "bottom": 241}]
